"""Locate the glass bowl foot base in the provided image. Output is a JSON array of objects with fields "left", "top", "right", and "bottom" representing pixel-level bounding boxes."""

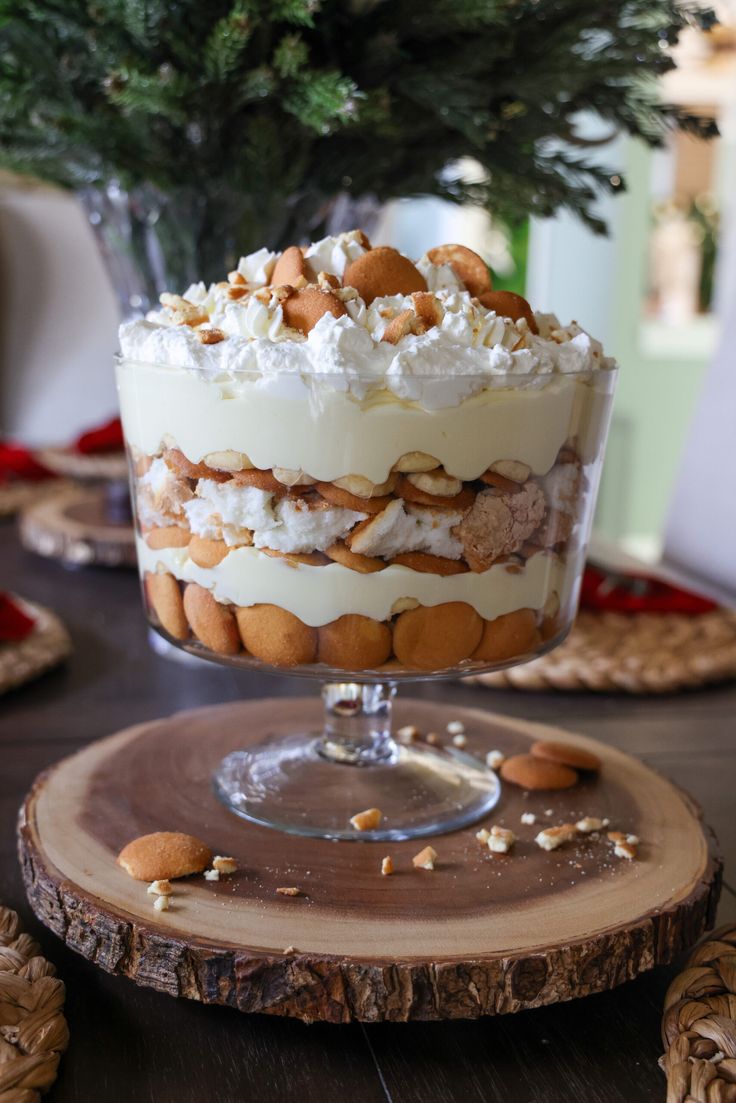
[{"left": 214, "top": 732, "right": 500, "bottom": 841}]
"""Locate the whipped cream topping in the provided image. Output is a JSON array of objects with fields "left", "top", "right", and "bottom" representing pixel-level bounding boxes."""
[{"left": 119, "top": 231, "right": 615, "bottom": 413}]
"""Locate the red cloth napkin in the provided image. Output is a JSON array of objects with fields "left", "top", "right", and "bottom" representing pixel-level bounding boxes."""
[
  {"left": 74, "top": 416, "right": 124, "bottom": 454},
  {"left": 0, "top": 443, "right": 57, "bottom": 485},
  {"left": 580, "top": 564, "right": 717, "bottom": 615},
  {"left": 0, "top": 593, "right": 36, "bottom": 641}
]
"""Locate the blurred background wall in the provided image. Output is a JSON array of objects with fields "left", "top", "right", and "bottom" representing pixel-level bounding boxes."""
[{"left": 1, "top": 15, "right": 734, "bottom": 561}]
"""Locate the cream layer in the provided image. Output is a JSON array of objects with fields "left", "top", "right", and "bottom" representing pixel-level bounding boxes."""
[
  {"left": 117, "top": 359, "right": 614, "bottom": 484},
  {"left": 136, "top": 538, "right": 575, "bottom": 627}
]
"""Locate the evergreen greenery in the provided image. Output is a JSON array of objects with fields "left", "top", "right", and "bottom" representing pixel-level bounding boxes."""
[{"left": 0, "top": 0, "right": 717, "bottom": 283}]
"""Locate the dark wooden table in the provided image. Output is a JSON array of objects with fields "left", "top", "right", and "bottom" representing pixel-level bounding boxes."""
[{"left": 2, "top": 521, "right": 734, "bottom": 1103}]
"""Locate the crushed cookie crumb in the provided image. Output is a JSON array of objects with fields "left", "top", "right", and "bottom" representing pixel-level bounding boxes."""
[
  {"left": 485, "top": 750, "right": 505, "bottom": 770},
  {"left": 153, "top": 895, "right": 170, "bottom": 912},
  {"left": 452, "top": 732, "right": 468, "bottom": 749},
  {"left": 276, "top": 886, "right": 303, "bottom": 897},
  {"left": 147, "top": 879, "right": 172, "bottom": 896},
  {"left": 446, "top": 720, "right": 465, "bottom": 736},
  {"left": 283, "top": 945, "right": 297, "bottom": 955},
  {"left": 475, "top": 828, "right": 490, "bottom": 844},
  {"left": 535, "top": 824, "right": 577, "bottom": 851},
  {"left": 350, "top": 807, "right": 383, "bottom": 832},
  {"left": 213, "top": 855, "right": 237, "bottom": 875},
  {"left": 412, "top": 845, "right": 437, "bottom": 870},
  {"left": 576, "top": 816, "right": 605, "bottom": 834},
  {"left": 607, "top": 831, "right": 639, "bottom": 860},
  {"left": 520, "top": 812, "right": 537, "bottom": 826},
  {"left": 396, "top": 725, "right": 420, "bottom": 744},
  {"left": 381, "top": 856, "right": 394, "bottom": 876},
  {"left": 488, "top": 826, "right": 516, "bottom": 854},
  {"left": 425, "top": 732, "right": 441, "bottom": 746},
  {"left": 204, "top": 869, "right": 220, "bottom": 882}
]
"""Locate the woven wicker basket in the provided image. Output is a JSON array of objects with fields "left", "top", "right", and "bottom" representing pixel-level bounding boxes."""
[
  {"left": 661, "top": 922, "right": 736, "bottom": 1101},
  {"left": 0, "top": 905, "right": 68, "bottom": 1102},
  {"left": 470, "top": 609, "right": 736, "bottom": 694}
]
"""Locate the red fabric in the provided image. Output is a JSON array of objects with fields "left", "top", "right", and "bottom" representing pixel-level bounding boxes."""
[
  {"left": 580, "top": 564, "right": 718, "bottom": 615},
  {"left": 0, "top": 593, "right": 36, "bottom": 641},
  {"left": 74, "top": 417, "right": 124, "bottom": 454},
  {"left": 0, "top": 443, "right": 57, "bottom": 485}
]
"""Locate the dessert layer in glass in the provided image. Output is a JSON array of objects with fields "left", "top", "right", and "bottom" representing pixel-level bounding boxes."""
[{"left": 117, "top": 232, "right": 617, "bottom": 675}]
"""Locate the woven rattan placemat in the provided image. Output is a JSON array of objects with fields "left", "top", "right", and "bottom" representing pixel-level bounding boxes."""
[
  {"left": 469, "top": 609, "right": 736, "bottom": 694},
  {"left": 0, "top": 904, "right": 69, "bottom": 1101},
  {"left": 0, "top": 600, "right": 71, "bottom": 696},
  {"left": 661, "top": 922, "right": 736, "bottom": 1100}
]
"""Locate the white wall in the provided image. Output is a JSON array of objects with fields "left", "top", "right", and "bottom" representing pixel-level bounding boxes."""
[{"left": 0, "top": 186, "right": 119, "bottom": 445}]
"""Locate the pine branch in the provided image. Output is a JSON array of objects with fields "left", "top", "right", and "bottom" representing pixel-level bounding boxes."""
[{"left": 0, "top": 0, "right": 719, "bottom": 242}]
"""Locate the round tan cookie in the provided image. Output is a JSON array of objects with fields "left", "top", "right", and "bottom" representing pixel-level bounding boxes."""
[
  {"left": 472, "top": 608, "right": 540, "bottom": 663},
  {"left": 393, "top": 603, "right": 483, "bottom": 670},
  {"left": 163, "top": 449, "right": 230, "bottom": 482},
  {"left": 344, "top": 247, "right": 427, "bottom": 305},
  {"left": 478, "top": 290, "right": 538, "bottom": 334},
  {"left": 189, "top": 535, "right": 231, "bottom": 568},
  {"left": 145, "top": 572, "right": 189, "bottom": 640},
  {"left": 500, "top": 754, "right": 578, "bottom": 791},
  {"left": 427, "top": 244, "right": 491, "bottom": 297},
  {"left": 260, "top": 548, "right": 330, "bottom": 566},
  {"left": 325, "top": 542, "right": 386, "bottom": 573},
  {"left": 390, "top": 552, "right": 468, "bottom": 576},
  {"left": 315, "top": 481, "right": 392, "bottom": 514},
  {"left": 230, "top": 469, "right": 284, "bottom": 493},
  {"left": 182, "top": 583, "right": 240, "bottom": 655},
  {"left": 281, "top": 287, "right": 346, "bottom": 335},
  {"left": 395, "top": 475, "right": 475, "bottom": 510},
  {"left": 318, "top": 615, "right": 393, "bottom": 670},
  {"left": 270, "top": 245, "right": 308, "bottom": 287},
  {"left": 479, "top": 470, "right": 521, "bottom": 494},
  {"left": 117, "top": 831, "right": 212, "bottom": 881},
  {"left": 531, "top": 740, "right": 601, "bottom": 773},
  {"left": 235, "top": 604, "right": 317, "bottom": 666},
  {"left": 145, "top": 525, "right": 191, "bottom": 549}
]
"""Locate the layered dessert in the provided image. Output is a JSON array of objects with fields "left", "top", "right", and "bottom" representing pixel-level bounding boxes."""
[{"left": 117, "top": 232, "right": 616, "bottom": 675}]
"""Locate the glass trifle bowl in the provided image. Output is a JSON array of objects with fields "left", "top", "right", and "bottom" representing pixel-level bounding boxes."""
[{"left": 116, "top": 233, "right": 617, "bottom": 841}]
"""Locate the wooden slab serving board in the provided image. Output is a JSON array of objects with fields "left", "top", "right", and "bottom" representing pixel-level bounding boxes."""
[
  {"left": 19, "top": 484, "right": 135, "bottom": 568},
  {"left": 18, "top": 699, "right": 721, "bottom": 1023}
]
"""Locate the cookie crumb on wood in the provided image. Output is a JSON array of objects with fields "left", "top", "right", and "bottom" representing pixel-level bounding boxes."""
[
  {"left": 276, "top": 886, "right": 303, "bottom": 896},
  {"left": 350, "top": 807, "right": 383, "bottom": 831},
  {"left": 213, "top": 855, "right": 237, "bottom": 875},
  {"left": 412, "top": 845, "right": 437, "bottom": 870},
  {"left": 488, "top": 826, "right": 516, "bottom": 854},
  {"left": 381, "top": 856, "right": 394, "bottom": 876},
  {"left": 485, "top": 750, "right": 505, "bottom": 770},
  {"left": 146, "top": 879, "right": 172, "bottom": 895},
  {"left": 535, "top": 824, "right": 577, "bottom": 851}
]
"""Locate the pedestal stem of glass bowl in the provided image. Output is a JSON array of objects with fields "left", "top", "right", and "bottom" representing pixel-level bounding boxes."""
[{"left": 318, "top": 683, "right": 397, "bottom": 766}]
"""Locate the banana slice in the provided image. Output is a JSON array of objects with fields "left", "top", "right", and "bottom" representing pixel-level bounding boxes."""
[
  {"left": 489, "top": 459, "right": 530, "bottom": 483},
  {"left": 391, "top": 597, "right": 420, "bottom": 615},
  {"left": 392, "top": 452, "right": 440, "bottom": 474},
  {"left": 406, "top": 470, "right": 462, "bottom": 497},
  {"left": 272, "top": 467, "right": 315, "bottom": 487},
  {"left": 203, "top": 450, "right": 253, "bottom": 472},
  {"left": 333, "top": 473, "right": 396, "bottom": 498}
]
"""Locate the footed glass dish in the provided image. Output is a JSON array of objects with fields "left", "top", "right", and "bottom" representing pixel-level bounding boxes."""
[{"left": 118, "top": 355, "right": 617, "bottom": 841}]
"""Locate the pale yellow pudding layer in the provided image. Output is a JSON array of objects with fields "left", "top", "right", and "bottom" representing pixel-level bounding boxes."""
[
  {"left": 136, "top": 538, "right": 575, "bottom": 627},
  {"left": 117, "top": 359, "right": 613, "bottom": 483}
]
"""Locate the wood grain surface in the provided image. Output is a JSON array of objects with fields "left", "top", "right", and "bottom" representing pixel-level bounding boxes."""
[
  {"left": 19, "top": 700, "right": 720, "bottom": 1022},
  {"left": 19, "top": 484, "right": 135, "bottom": 568},
  {"left": 1, "top": 523, "right": 735, "bottom": 1099}
]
